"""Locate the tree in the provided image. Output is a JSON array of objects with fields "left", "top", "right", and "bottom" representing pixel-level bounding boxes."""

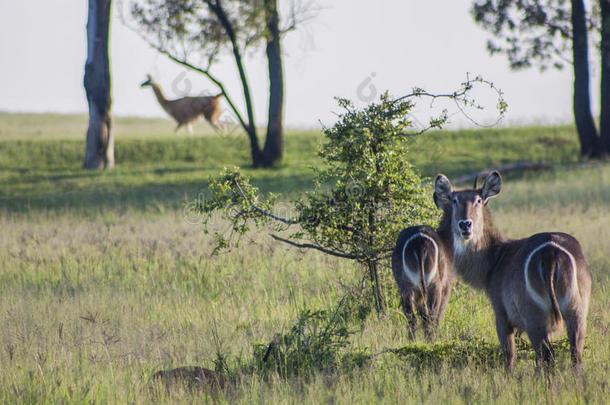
[
  {"left": 196, "top": 78, "right": 507, "bottom": 313},
  {"left": 600, "top": 0, "right": 610, "bottom": 151},
  {"left": 472, "top": 0, "right": 608, "bottom": 157},
  {"left": 84, "top": 0, "right": 115, "bottom": 169},
  {"left": 263, "top": 0, "right": 284, "bottom": 164},
  {"left": 573, "top": 0, "right": 600, "bottom": 155},
  {"left": 128, "top": 0, "right": 315, "bottom": 168}
]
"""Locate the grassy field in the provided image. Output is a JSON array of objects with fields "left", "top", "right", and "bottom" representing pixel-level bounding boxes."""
[{"left": 1, "top": 113, "right": 609, "bottom": 403}]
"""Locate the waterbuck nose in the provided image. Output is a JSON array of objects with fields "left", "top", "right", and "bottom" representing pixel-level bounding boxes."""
[{"left": 458, "top": 220, "right": 472, "bottom": 232}]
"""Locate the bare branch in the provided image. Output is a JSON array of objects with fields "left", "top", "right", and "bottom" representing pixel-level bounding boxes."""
[
  {"left": 393, "top": 74, "right": 506, "bottom": 129},
  {"left": 205, "top": 0, "right": 258, "bottom": 139},
  {"left": 280, "top": 0, "right": 322, "bottom": 34},
  {"left": 270, "top": 234, "right": 363, "bottom": 260}
]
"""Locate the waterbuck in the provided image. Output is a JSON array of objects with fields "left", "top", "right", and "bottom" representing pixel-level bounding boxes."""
[
  {"left": 391, "top": 195, "right": 455, "bottom": 338},
  {"left": 434, "top": 171, "right": 591, "bottom": 372}
]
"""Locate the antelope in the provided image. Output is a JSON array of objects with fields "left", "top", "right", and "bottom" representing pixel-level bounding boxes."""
[
  {"left": 141, "top": 75, "right": 223, "bottom": 133},
  {"left": 434, "top": 171, "right": 591, "bottom": 372},
  {"left": 391, "top": 195, "right": 455, "bottom": 339}
]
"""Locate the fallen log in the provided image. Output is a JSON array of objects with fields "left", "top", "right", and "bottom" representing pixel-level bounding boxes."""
[{"left": 452, "top": 161, "right": 553, "bottom": 185}]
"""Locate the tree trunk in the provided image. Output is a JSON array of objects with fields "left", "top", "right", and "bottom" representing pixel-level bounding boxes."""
[
  {"left": 571, "top": 0, "right": 600, "bottom": 157},
  {"left": 231, "top": 46, "right": 262, "bottom": 166},
  {"left": 367, "top": 261, "right": 384, "bottom": 314},
  {"left": 208, "top": 0, "right": 263, "bottom": 167},
  {"left": 84, "top": 0, "right": 114, "bottom": 169},
  {"left": 600, "top": 0, "right": 610, "bottom": 155},
  {"left": 262, "top": 0, "right": 284, "bottom": 167},
  {"left": 366, "top": 197, "right": 384, "bottom": 313}
]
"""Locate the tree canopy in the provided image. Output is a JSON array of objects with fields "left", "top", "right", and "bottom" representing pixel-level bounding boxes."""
[
  {"left": 472, "top": 0, "right": 609, "bottom": 157},
  {"left": 127, "top": 0, "right": 317, "bottom": 167},
  {"left": 472, "top": 0, "right": 598, "bottom": 70}
]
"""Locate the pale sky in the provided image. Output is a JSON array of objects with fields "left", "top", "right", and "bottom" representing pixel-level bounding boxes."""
[{"left": 0, "top": 1, "right": 600, "bottom": 129}]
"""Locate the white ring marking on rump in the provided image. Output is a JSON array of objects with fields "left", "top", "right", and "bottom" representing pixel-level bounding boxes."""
[
  {"left": 402, "top": 232, "right": 439, "bottom": 287},
  {"left": 523, "top": 241, "right": 578, "bottom": 312}
]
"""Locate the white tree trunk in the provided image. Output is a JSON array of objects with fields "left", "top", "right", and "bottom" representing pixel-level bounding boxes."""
[{"left": 83, "top": 0, "right": 114, "bottom": 169}]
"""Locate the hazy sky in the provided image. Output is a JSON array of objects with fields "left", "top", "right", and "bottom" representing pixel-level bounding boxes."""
[{"left": 0, "top": 1, "right": 599, "bottom": 128}]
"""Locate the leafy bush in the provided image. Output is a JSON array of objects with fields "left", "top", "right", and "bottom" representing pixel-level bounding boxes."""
[
  {"left": 252, "top": 294, "right": 371, "bottom": 378},
  {"left": 201, "top": 94, "right": 440, "bottom": 311},
  {"left": 200, "top": 78, "right": 506, "bottom": 312}
]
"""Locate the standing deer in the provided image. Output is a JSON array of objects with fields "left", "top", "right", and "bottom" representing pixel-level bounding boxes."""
[
  {"left": 434, "top": 171, "right": 591, "bottom": 372},
  {"left": 391, "top": 194, "right": 455, "bottom": 339},
  {"left": 141, "top": 75, "right": 223, "bottom": 133}
]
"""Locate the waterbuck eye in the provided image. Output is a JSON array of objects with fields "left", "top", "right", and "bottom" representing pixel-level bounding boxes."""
[{"left": 476, "top": 197, "right": 482, "bottom": 204}]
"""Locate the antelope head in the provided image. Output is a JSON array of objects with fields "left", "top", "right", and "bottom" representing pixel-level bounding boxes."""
[{"left": 434, "top": 171, "right": 502, "bottom": 246}]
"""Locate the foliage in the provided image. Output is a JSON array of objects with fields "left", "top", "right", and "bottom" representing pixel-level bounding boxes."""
[
  {"left": 295, "top": 95, "right": 438, "bottom": 263},
  {"left": 130, "top": 0, "right": 266, "bottom": 65},
  {"left": 388, "top": 337, "right": 575, "bottom": 370},
  {"left": 389, "top": 338, "right": 504, "bottom": 370},
  {"left": 250, "top": 290, "right": 373, "bottom": 378},
  {"left": 201, "top": 167, "right": 281, "bottom": 253},
  {"left": 471, "top": 0, "right": 599, "bottom": 70},
  {"left": 253, "top": 307, "right": 352, "bottom": 378}
]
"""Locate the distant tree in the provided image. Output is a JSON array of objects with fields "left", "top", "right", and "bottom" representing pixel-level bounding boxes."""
[
  {"left": 128, "top": 0, "right": 316, "bottom": 168},
  {"left": 600, "top": 0, "right": 610, "bottom": 152},
  {"left": 84, "top": 0, "right": 114, "bottom": 169},
  {"left": 472, "top": 0, "right": 609, "bottom": 158}
]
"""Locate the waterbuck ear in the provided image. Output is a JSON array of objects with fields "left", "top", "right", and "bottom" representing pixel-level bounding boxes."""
[
  {"left": 433, "top": 192, "right": 442, "bottom": 210},
  {"left": 434, "top": 174, "right": 453, "bottom": 205},
  {"left": 481, "top": 171, "right": 502, "bottom": 203}
]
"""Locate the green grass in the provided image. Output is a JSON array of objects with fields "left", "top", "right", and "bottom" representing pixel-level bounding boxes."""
[
  {"left": 0, "top": 113, "right": 582, "bottom": 214},
  {"left": 0, "top": 113, "right": 609, "bottom": 403}
]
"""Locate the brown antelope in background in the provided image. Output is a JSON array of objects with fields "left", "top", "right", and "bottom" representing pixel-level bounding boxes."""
[
  {"left": 141, "top": 75, "right": 223, "bottom": 133},
  {"left": 391, "top": 201, "right": 455, "bottom": 338},
  {"left": 434, "top": 171, "right": 591, "bottom": 372}
]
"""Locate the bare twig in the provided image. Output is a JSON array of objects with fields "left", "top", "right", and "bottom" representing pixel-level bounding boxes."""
[
  {"left": 280, "top": 0, "right": 322, "bottom": 34},
  {"left": 393, "top": 74, "right": 506, "bottom": 129}
]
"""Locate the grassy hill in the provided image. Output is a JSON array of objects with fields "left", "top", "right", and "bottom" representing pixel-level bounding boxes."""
[
  {"left": 0, "top": 113, "right": 609, "bottom": 403},
  {"left": 0, "top": 112, "right": 582, "bottom": 214}
]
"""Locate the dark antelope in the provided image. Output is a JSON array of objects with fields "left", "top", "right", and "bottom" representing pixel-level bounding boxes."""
[
  {"left": 391, "top": 197, "right": 455, "bottom": 338},
  {"left": 434, "top": 171, "right": 591, "bottom": 372}
]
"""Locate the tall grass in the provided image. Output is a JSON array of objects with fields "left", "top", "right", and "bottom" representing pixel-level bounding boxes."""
[{"left": 0, "top": 114, "right": 609, "bottom": 403}]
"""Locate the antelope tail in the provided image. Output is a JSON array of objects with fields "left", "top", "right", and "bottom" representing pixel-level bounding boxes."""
[
  {"left": 547, "top": 261, "right": 562, "bottom": 323},
  {"left": 420, "top": 251, "right": 429, "bottom": 318}
]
